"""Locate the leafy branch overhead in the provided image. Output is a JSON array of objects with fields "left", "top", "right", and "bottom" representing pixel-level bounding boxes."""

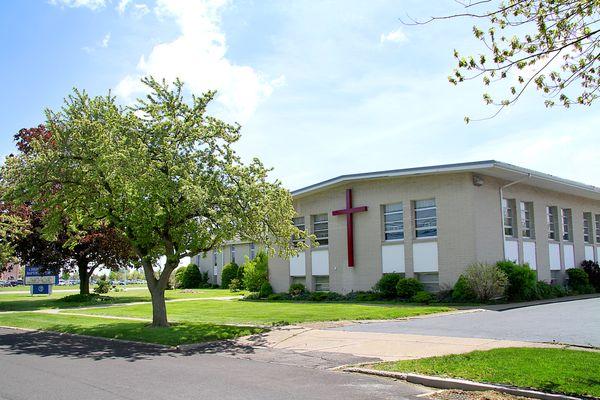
[{"left": 409, "top": 0, "right": 599, "bottom": 121}]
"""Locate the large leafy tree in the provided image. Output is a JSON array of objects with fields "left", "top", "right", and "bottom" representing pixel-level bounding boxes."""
[
  {"left": 3, "top": 126, "right": 135, "bottom": 295},
  {"left": 0, "top": 206, "right": 28, "bottom": 267},
  {"left": 2, "top": 77, "right": 307, "bottom": 326},
  {"left": 414, "top": 0, "right": 599, "bottom": 120}
]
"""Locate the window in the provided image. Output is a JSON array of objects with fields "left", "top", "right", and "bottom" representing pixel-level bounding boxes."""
[
  {"left": 383, "top": 203, "right": 404, "bottom": 240},
  {"left": 292, "top": 217, "right": 305, "bottom": 244},
  {"left": 291, "top": 276, "right": 306, "bottom": 286},
  {"left": 312, "top": 214, "right": 329, "bottom": 246},
  {"left": 250, "top": 243, "right": 256, "bottom": 259},
  {"left": 583, "top": 212, "right": 592, "bottom": 243},
  {"left": 561, "top": 208, "right": 572, "bottom": 241},
  {"left": 314, "top": 276, "right": 330, "bottom": 291},
  {"left": 213, "top": 251, "right": 219, "bottom": 276},
  {"left": 230, "top": 245, "right": 236, "bottom": 263},
  {"left": 415, "top": 273, "right": 439, "bottom": 292},
  {"left": 520, "top": 201, "right": 535, "bottom": 238},
  {"left": 547, "top": 206, "right": 558, "bottom": 240},
  {"left": 595, "top": 214, "right": 600, "bottom": 243},
  {"left": 502, "top": 198, "right": 516, "bottom": 237},
  {"left": 414, "top": 199, "right": 437, "bottom": 238}
]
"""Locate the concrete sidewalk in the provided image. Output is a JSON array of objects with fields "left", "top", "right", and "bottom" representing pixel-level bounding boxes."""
[{"left": 237, "top": 324, "right": 551, "bottom": 362}]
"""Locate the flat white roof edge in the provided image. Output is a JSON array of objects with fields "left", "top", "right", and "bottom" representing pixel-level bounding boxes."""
[{"left": 291, "top": 160, "right": 600, "bottom": 198}]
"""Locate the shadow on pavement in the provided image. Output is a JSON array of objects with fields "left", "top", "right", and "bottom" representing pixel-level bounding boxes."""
[{"left": 0, "top": 327, "right": 268, "bottom": 362}]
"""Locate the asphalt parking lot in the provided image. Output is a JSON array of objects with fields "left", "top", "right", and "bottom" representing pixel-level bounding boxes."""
[{"left": 333, "top": 297, "right": 600, "bottom": 347}]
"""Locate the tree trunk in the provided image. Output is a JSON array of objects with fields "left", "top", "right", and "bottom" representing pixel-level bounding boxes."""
[
  {"left": 78, "top": 261, "right": 90, "bottom": 295},
  {"left": 142, "top": 259, "right": 171, "bottom": 327},
  {"left": 149, "top": 286, "right": 169, "bottom": 327}
]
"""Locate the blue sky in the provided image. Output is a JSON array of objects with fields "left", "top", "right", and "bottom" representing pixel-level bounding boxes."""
[{"left": 1, "top": 0, "right": 598, "bottom": 190}]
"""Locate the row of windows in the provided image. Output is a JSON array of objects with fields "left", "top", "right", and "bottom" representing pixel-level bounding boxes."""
[
  {"left": 212, "top": 243, "right": 256, "bottom": 266},
  {"left": 504, "top": 199, "right": 600, "bottom": 243},
  {"left": 294, "top": 199, "right": 438, "bottom": 246}
]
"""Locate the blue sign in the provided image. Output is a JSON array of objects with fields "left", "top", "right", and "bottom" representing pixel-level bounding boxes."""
[
  {"left": 31, "top": 284, "right": 51, "bottom": 295},
  {"left": 24, "top": 266, "right": 59, "bottom": 285}
]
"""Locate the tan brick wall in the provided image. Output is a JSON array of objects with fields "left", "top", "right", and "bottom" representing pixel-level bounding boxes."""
[
  {"left": 270, "top": 172, "right": 480, "bottom": 293},
  {"left": 199, "top": 171, "right": 600, "bottom": 293}
]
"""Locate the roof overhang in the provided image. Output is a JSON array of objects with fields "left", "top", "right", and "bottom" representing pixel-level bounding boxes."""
[{"left": 291, "top": 160, "right": 600, "bottom": 202}]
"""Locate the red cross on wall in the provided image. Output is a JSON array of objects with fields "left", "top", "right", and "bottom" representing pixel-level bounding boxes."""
[{"left": 332, "top": 189, "right": 367, "bottom": 267}]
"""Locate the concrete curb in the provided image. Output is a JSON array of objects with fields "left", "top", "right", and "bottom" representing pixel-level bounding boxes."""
[{"left": 343, "top": 367, "right": 585, "bottom": 400}]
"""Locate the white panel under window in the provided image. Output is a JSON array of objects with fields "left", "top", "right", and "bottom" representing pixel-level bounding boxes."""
[
  {"left": 585, "top": 245, "right": 594, "bottom": 261},
  {"left": 311, "top": 249, "right": 329, "bottom": 276},
  {"left": 382, "top": 244, "right": 405, "bottom": 273},
  {"left": 563, "top": 244, "right": 575, "bottom": 268},
  {"left": 290, "top": 253, "right": 306, "bottom": 277},
  {"left": 522, "top": 241, "right": 537, "bottom": 270},
  {"left": 504, "top": 240, "right": 519, "bottom": 262},
  {"left": 597, "top": 247, "right": 600, "bottom": 263},
  {"left": 413, "top": 242, "right": 438, "bottom": 272},
  {"left": 549, "top": 243, "right": 561, "bottom": 270}
]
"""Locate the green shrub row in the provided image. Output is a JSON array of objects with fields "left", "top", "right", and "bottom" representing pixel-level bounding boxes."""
[{"left": 170, "top": 263, "right": 213, "bottom": 289}]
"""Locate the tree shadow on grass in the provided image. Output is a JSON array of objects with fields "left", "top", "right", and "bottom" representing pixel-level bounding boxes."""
[
  {"left": 0, "top": 327, "right": 173, "bottom": 361},
  {"left": 0, "top": 324, "right": 268, "bottom": 362},
  {"left": 0, "top": 296, "right": 147, "bottom": 312}
]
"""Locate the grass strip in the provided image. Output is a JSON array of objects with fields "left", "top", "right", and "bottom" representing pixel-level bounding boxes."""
[{"left": 373, "top": 347, "right": 600, "bottom": 398}]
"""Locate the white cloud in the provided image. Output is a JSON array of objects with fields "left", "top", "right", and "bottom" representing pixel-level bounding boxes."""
[
  {"left": 379, "top": 27, "right": 408, "bottom": 44},
  {"left": 101, "top": 32, "right": 111, "bottom": 48},
  {"left": 117, "top": 0, "right": 149, "bottom": 17},
  {"left": 49, "top": 0, "right": 106, "bottom": 10},
  {"left": 81, "top": 32, "right": 111, "bottom": 53},
  {"left": 115, "top": 0, "right": 277, "bottom": 123},
  {"left": 116, "top": 0, "right": 130, "bottom": 14}
]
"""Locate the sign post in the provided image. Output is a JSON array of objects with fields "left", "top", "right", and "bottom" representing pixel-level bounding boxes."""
[{"left": 24, "top": 266, "right": 58, "bottom": 296}]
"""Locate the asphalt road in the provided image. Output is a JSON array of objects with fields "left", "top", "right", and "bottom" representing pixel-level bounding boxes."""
[
  {"left": 0, "top": 328, "right": 427, "bottom": 400},
  {"left": 333, "top": 297, "right": 600, "bottom": 347}
]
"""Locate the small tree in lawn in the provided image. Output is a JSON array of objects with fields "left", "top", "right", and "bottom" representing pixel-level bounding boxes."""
[{"left": 1, "top": 77, "right": 308, "bottom": 327}]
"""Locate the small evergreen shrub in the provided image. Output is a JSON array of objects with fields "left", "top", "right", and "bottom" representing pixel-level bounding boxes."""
[
  {"left": 497, "top": 260, "right": 537, "bottom": 301},
  {"left": 179, "top": 264, "right": 203, "bottom": 289},
  {"left": 289, "top": 283, "right": 306, "bottom": 297},
  {"left": 463, "top": 262, "right": 508, "bottom": 302},
  {"left": 259, "top": 282, "right": 274, "bottom": 298},
  {"left": 228, "top": 278, "right": 243, "bottom": 292},
  {"left": 94, "top": 279, "right": 110, "bottom": 294},
  {"left": 396, "top": 278, "right": 423, "bottom": 299},
  {"left": 411, "top": 290, "right": 435, "bottom": 304},
  {"left": 452, "top": 276, "right": 477, "bottom": 302},
  {"left": 374, "top": 273, "right": 402, "bottom": 299},
  {"left": 171, "top": 267, "right": 186, "bottom": 289},
  {"left": 581, "top": 260, "right": 600, "bottom": 291},
  {"left": 243, "top": 252, "right": 269, "bottom": 292},
  {"left": 567, "top": 268, "right": 594, "bottom": 294},
  {"left": 221, "top": 262, "right": 239, "bottom": 290}
]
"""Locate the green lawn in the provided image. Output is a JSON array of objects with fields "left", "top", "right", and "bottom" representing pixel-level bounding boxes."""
[
  {"left": 0, "top": 291, "right": 451, "bottom": 346},
  {"left": 373, "top": 347, "right": 600, "bottom": 398},
  {"left": 0, "top": 288, "right": 240, "bottom": 312},
  {"left": 63, "top": 299, "right": 453, "bottom": 325},
  {"left": 0, "top": 312, "right": 264, "bottom": 346}
]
